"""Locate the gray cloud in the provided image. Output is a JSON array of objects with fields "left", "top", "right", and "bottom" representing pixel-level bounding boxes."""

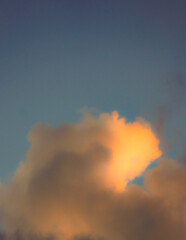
[{"left": 153, "top": 73, "right": 186, "bottom": 156}]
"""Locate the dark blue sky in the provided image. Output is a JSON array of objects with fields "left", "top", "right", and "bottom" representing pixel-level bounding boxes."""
[{"left": 0, "top": 0, "right": 185, "bottom": 180}]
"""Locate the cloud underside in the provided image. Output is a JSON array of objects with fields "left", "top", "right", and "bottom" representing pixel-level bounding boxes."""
[{"left": 0, "top": 112, "right": 185, "bottom": 240}]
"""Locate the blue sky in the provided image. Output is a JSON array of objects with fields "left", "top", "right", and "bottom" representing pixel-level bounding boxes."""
[{"left": 0, "top": 0, "right": 185, "bottom": 180}]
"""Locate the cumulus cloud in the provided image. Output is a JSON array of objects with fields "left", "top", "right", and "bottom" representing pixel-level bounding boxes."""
[{"left": 0, "top": 111, "right": 185, "bottom": 240}]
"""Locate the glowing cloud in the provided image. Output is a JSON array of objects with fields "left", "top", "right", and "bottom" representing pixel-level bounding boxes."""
[
  {"left": 1, "top": 111, "right": 185, "bottom": 240},
  {"left": 97, "top": 111, "right": 162, "bottom": 191}
]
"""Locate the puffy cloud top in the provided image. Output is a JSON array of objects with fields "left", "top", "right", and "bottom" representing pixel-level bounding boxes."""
[{"left": 0, "top": 112, "right": 185, "bottom": 240}]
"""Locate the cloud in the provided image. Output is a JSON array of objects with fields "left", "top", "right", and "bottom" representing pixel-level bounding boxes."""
[
  {"left": 153, "top": 73, "right": 186, "bottom": 155},
  {"left": 0, "top": 111, "right": 185, "bottom": 240}
]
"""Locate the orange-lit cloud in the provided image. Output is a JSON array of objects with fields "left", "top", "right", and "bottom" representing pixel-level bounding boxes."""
[
  {"left": 0, "top": 111, "right": 185, "bottom": 240},
  {"left": 98, "top": 111, "right": 161, "bottom": 191}
]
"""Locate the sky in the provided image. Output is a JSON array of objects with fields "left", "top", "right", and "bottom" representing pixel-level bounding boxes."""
[
  {"left": 0, "top": 0, "right": 185, "bottom": 180},
  {"left": 0, "top": 1, "right": 186, "bottom": 239}
]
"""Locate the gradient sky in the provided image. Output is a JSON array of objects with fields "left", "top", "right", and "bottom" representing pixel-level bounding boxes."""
[{"left": 0, "top": 0, "right": 185, "bottom": 181}]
